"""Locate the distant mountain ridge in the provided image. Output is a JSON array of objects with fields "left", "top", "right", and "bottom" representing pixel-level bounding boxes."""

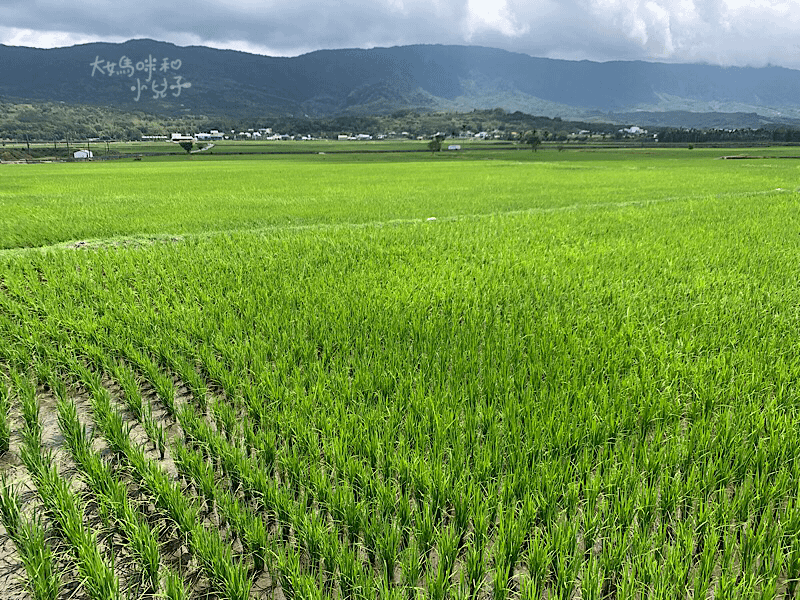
[{"left": 3, "top": 39, "right": 800, "bottom": 127}]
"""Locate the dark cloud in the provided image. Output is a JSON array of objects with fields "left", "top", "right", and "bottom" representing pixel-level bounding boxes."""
[{"left": 2, "top": 0, "right": 800, "bottom": 69}]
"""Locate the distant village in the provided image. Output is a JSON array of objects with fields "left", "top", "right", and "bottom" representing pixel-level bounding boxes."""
[{"left": 145, "top": 125, "right": 655, "bottom": 144}]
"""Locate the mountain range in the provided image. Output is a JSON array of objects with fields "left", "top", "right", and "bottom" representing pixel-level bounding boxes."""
[{"left": 3, "top": 39, "right": 800, "bottom": 128}]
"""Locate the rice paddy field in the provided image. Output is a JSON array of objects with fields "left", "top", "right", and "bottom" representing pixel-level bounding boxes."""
[{"left": 1, "top": 147, "right": 800, "bottom": 598}]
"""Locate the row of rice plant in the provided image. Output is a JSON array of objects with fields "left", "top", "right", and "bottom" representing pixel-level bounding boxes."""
[{"left": 12, "top": 369, "right": 122, "bottom": 600}]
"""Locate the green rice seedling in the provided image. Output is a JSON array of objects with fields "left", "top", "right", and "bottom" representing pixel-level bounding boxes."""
[
  {"left": 152, "top": 419, "right": 168, "bottom": 459},
  {"left": 396, "top": 492, "right": 412, "bottom": 548},
  {"left": 377, "top": 477, "right": 397, "bottom": 521},
  {"left": 0, "top": 377, "right": 10, "bottom": 454},
  {"left": 151, "top": 370, "right": 176, "bottom": 416},
  {"left": 321, "top": 538, "right": 339, "bottom": 594},
  {"left": 693, "top": 524, "right": 718, "bottom": 597},
  {"left": 377, "top": 577, "right": 405, "bottom": 600},
  {"left": 58, "top": 393, "right": 162, "bottom": 589},
  {"left": 715, "top": 571, "right": 743, "bottom": 600},
  {"left": 191, "top": 527, "right": 252, "bottom": 600},
  {"left": 276, "top": 548, "right": 302, "bottom": 600},
  {"left": 429, "top": 463, "right": 448, "bottom": 524},
  {"left": 0, "top": 481, "right": 62, "bottom": 600},
  {"left": 427, "top": 562, "right": 451, "bottom": 600},
  {"left": 470, "top": 495, "right": 490, "bottom": 554},
  {"left": 77, "top": 373, "right": 257, "bottom": 599},
  {"left": 274, "top": 487, "right": 293, "bottom": 543},
  {"left": 631, "top": 536, "right": 660, "bottom": 593},
  {"left": 338, "top": 546, "right": 363, "bottom": 600},
  {"left": 172, "top": 441, "right": 215, "bottom": 503},
  {"left": 343, "top": 492, "right": 363, "bottom": 547},
  {"left": 293, "top": 572, "right": 327, "bottom": 600},
  {"left": 56, "top": 395, "right": 91, "bottom": 458},
  {"left": 739, "top": 519, "right": 760, "bottom": 575},
  {"left": 212, "top": 397, "right": 238, "bottom": 443},
  {"left": 757, "top": 580, "right": 777, "bottom": 600},
  {"left": 638, "top": 482, "right": 658, "bottom": 536},
  {"left": 551, "top": 550, "right": 579, "bottom": 600},
  {"left": 416, "top": 504, "right": 436, "bottom": 559},
  {"left": 663, "top": 523, "right": 692, "bottom": 593},
  {"left": 400, "top": 541, "right": 422, "bottom": 598},
  {"left": 785, "top": 537, "right": 800, "bottom": 598},
  {"left": 0, "top": 479, "right": 22, "bottom": 538},
  {"left": 600, "top": 526, "right": 629, "bottom": 597},
  {"left": 297, "top": 509, "right": 326, "bottom": 573},
  {"left": 309, "top": 465, "right": 331, "bottom": 513},
  {"left": 368, "top": 515, "right": 389, "bottom": 571},
  {"left": 160, "top": 569, "right": 189, "bottom": 600},
  {"left": 16, "top": 516, "right": 62, "bottom": 600},
  {"left": 112, "top": 360, "right": 145, "bottom": 421},
  {"left": 243, "top": 513, "right": 269, "bottom": 573},
  {"left": 451, "top": 482, "right": 470, "bottom": 546},
  {"left": 20, "top": 433, "right": 121, "bottom": 600},
  {"left": 174, "top": 354, "right": 208, "bottom": 411},
  {"left": 14, "top": 371, "right": 41, "bottom": 444},
  {"left": 582, "top": 503, "right": 602, "bottom": 557},
  {"left": 615, "top": 566, "right": 636, "bottom": 600},
  {"left": 495, "top": 507, "right": 525, "bottom": 587},
  {"left": 491, "top": 560, "right": 511, "bottom": 600},
  {"left": 659, "top": 474, "right": 679, "bottom": 527},
  {"left": 126, "top": 347, "right": 177, "bottom": 417},
  {"left": 579, "top": 555, "right": 602, "bottom": 600},
  {"left": 463, "top": 543, "right": 485, "bottom": 599},
  {"left": 436, "top": 523, "right": 461, "bottom": 584},
  {"left": 251, "top": 428, "right": 278, "bottom": 476},
  {"left": 123, "top": 502, "right": 162, "bottom": 592},
  {"left": 525, "top": 529, "right": 550, "bottom": 595},
  {"left": 377, "top": 521, "right": 402, "bottom": 583}
]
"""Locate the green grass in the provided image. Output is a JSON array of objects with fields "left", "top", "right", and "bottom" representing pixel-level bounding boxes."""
[{"left": 2, "top": 147, "right": 800, "bottom": 598}]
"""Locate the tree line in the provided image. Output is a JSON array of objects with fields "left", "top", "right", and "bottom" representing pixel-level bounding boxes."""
[{"left": 4, "top": 99, "right": 800, "bottom": 145}]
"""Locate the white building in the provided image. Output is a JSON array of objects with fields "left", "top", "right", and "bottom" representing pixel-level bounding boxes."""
[{"left": 196, "top": 130, "right": 224, "bottom": 141}]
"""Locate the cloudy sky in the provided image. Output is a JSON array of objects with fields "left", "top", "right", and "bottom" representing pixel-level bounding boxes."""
[{"left": 1, "top": 0, "right": 799, "bottom": 69}]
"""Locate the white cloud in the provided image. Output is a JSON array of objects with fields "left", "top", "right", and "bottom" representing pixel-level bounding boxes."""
[
  {"left": 465, "top": 0, "right": 529, "bottom": 39},
  {"left": 0, "top": 26, "right": 128, "bottom": 49}
]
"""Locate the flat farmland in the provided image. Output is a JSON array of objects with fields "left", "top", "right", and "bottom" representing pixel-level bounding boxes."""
[{"left": 1, "top": 148, "right": 800, "bottom": 599}]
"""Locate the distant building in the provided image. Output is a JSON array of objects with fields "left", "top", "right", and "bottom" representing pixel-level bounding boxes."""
[
  {"left": 196, "top": 130, "right": 224, "bottom": 141},
  {"left": 73, "top": 150, "right": 93, "bottom": 159},
  {"left": 171, "top": 133, "right": 195, "bottom": 142},
  {"left": 447, "top": 145, "right": 461, "bottom": 151}
]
